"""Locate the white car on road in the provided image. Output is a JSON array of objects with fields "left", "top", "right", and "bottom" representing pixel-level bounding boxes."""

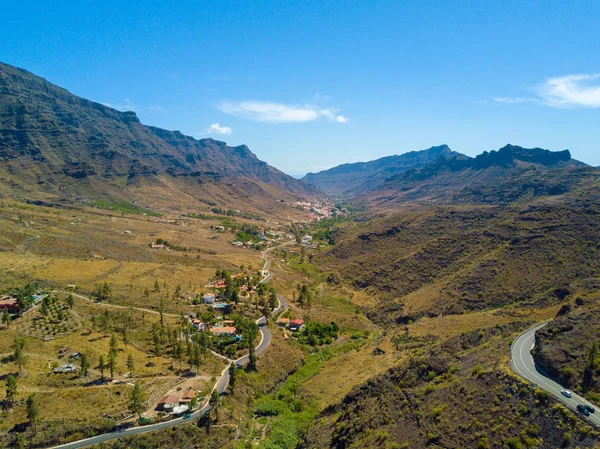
[{"left": 561, "top": 389, "right": 572, "bottom": 398}]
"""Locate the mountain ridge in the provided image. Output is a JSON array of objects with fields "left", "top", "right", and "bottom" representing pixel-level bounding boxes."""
[
  {"left": 302, "top": 145, "right": 467, "bottom": 196},
  {"left": 0, "top": 61, "right": 320, "bottom": 212},
  {"left": 355, "top": 144, "right": 597, "bottom": 208}
]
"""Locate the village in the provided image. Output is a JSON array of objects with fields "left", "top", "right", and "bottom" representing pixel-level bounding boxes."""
[
  {"left": 0, "top": 262, "right": 311, "bottom": 424},
  {"left": 290, "top": 199, "right": 345, "bottom": 221}
]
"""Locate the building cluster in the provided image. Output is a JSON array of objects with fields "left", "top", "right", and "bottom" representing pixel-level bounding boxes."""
[
  {"left": 291, "top": 200, "right": 340, "bottom": 221},
  {"left": 189, "top": 311, "right": 241, "bottom": 340},
  {"left": 300, "top": 235, "right": 313, "bottom": 246},
  {"left": 157, "top": 387, "right": 198, "bottom": 414},
  {"left": 276, "top": 317, "right": 305, "bottom": 332},
  {"left": 0, "top": 291, "right": 47, "bottom": 316}
]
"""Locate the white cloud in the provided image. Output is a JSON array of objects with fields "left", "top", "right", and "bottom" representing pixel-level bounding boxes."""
[
  {"left": 493, "top": 73, "right": 600, "bottom": 108},
  {"left": 538, "top": 73, "right": 600, "bottom": 108},
  {"left": 218, "top": 101, "right": 348, "bottom": 124},
  {"left": 205, "top": 123, "right": 232, "bottom": 135},
  {"left": 147, "top": 105, "right": 163, "bottom": 112},
  {"left": 492, "top": 96, "right": 538, "bottom": 104},
  {"left": 319, "top": 108, "right": 349, "bottom": 123}
]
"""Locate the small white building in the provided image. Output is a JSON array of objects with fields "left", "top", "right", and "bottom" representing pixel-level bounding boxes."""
[{"left": 202, "top": 294, "right": 215, "bottom": 304}]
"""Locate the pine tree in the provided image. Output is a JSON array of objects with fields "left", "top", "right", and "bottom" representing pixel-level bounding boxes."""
[
  {"left": 2, "top": 307, "right": 11, "bottom": 328},
  {"left": 5, "top": 374, "right": 17, "bottom": 405},
  {"left": 13, "top": 337, "right": 28, "bottom": 372},
  {"left": 98, "top": 355, "right": 106, "bottom": 380},
  {"left": 110, "top": 333, "right": 119, "bottom": 354},
  {"left": 26, "top": 393, "right": 39, "bottom": 432},
  {"left": 127, "top": 353, "right": 135, "bottom": 377},
  {"left": 228, "top": 363, "right": 237, "bottom": 394},
  {"left": 175, "top": 341, "right": 184, "bottom": 372},
  {"left": 129, "top": 382, "right": 146, "bottom": 417},
  {"left": 79, "top": 353, "right": 90, "bottom": 377},
  {"left": 209, "top": 390, "right": 220, "bottom": 422},
  {"left": 108, "top": 350, "right": 116, "bottom": 380}
]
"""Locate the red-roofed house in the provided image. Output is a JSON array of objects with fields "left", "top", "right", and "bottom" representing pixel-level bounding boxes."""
[
  {"left": 179, "top": 389, "right": 198, "bottom": 404},
  {"left": 276, "top": 317, "right": 290, "bottom": 327},
  {"left": 0, "top": 297, "right": 18, "bottom": 314},
  {"left": 157, "top": 394, "right": 180, "bottom": 411},
  {"left": 210, "top": 326, "right": 237, "bottom": 336},
  {"left": 289, "top": 319, "right": 304, "bottom": 332}
]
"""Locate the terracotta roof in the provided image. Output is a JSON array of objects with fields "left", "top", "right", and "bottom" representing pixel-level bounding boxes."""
[
  {"left": 158, "top": 394, "right": 180, "bottom": 404},
  {"left": 211, "top": 326, "right": 237, "bottom": 334},
  {"left": 182, "top": 389, "right": 198, "bottom": 400},
  {"left": 290, "top": 319, "right": 304, "bottom": 325}
]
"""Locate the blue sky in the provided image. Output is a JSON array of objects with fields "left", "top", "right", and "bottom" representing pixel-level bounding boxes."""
[{"left": 2, "top": 1, "right": 600, "bottom": 175}]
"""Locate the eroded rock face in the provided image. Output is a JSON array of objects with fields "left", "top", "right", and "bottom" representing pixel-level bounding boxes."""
[
  {"left": 534, "top": 296, "right": 600, "bottom": 394},
  {"left": 0, "top": 61, "right": 320, "bottom": 201}
]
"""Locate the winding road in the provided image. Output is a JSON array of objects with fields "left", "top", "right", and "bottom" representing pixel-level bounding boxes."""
[
  {"left": 510, "top": 322, "right": 600, "bottom": 427},
  {"left": 48, "top": 244, "right": 289, "bottom": 449}
]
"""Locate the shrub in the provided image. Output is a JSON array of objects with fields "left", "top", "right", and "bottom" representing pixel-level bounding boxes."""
[
  {"left": 471, "top": 365, "right": 485, "bottom": 377},
  {"left": 507, "top": 437, "right": 523, "bottom": 449}
]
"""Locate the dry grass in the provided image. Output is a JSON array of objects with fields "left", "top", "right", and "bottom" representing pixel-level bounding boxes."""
[
  {"left": 303, "top": 336, "right": 402, "bottom": 410},
  {"left": 408, "top": 304, "right": 560, "bottom": 340}
]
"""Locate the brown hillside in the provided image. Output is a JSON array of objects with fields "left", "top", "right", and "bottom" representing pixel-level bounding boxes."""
[{"left": 0, "top": 61, "right": 321, "bottom": 214}]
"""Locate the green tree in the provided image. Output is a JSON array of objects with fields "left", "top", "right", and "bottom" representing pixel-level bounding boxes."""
[
  {"left": 40, "top": 296, "right": 50, "bottom": 317},
  {"left": 153, "top": 326, "right": 163, "bottom": 362},
  {"left": 14, "top": 284, "right": 35, "bottom": 315},
  {"left": 228, "top": 363, "right": 237, "bottom": 394},
  {"left": 66, "top": 294, "right": 74, "bottom": 309},
  {"left": 13, "top": 337, "right": 28, "bottom": 372},
  {"left": 129, "top": 382, "right": 146, "bottom": 417},
  {"left": 108, "top": 350, "right": 116, "bottom": 380},
  {"left": 94, "top": 282, "right": 111, "bottom": 301},
  {"left": 127, "top": 354, "right": 135, "bottom": 377},
  {"left": 243, "top": 322, "right": 259, "bottom": 371},
  {"left": 2, "top": 307, "right": 11, "bottom": 328},
  {"left": 209, "top": 390, "right": 220, "bottom": 422},
  {"left": 5, "top": 374, "right": 17, "bottom": 406},
  {"left": 79, "top": 353, "right": 90, "bottom": 378},
  {"left": 98, "top": 355, "right": 106, "bottom": 380},
  {"left": 110, "top": 333, "right": 119, "bottom": 354},
  {"left": 154, "top": 278, "right": 161, "bottom": 292},
  {"left": 26, "top": 393, "right": 39, "bottom": 431},
  {"left": 122, "top": 326, "right": 129, "bottom": 347},
  {"left": 175, "top": 341, "right": 184, "bottom": 372},
  {"left": 269, "top": 291, "right": 278, "bottom": 311}
]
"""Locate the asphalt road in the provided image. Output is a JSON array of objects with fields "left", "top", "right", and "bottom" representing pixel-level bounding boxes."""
[
  {"left": 48, "top": 402, "right": 213, "bottom": 449},
  {"left": 510, "top": 322, "right": 600, "bottom": 427},
  {"left": 47, "top": 249, "right": 288, "bottom": 449}
]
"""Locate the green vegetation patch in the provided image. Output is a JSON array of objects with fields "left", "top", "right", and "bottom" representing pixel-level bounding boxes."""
[{"left": 90, "top": 199, "right": 161, "bottom": 216}]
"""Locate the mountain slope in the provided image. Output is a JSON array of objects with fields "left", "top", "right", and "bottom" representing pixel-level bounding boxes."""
[
  {"left": 302, "top": 145, "right": 466, "bottom": 196},
  {"left": 316, "top": 200, "right": 600, "bottom": 325},
  {"left": 361, "top": 145, "right": 595, "bottom": 208},
  {"left": 0, "top": 62, "right": 320, "bottom": 213}
]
